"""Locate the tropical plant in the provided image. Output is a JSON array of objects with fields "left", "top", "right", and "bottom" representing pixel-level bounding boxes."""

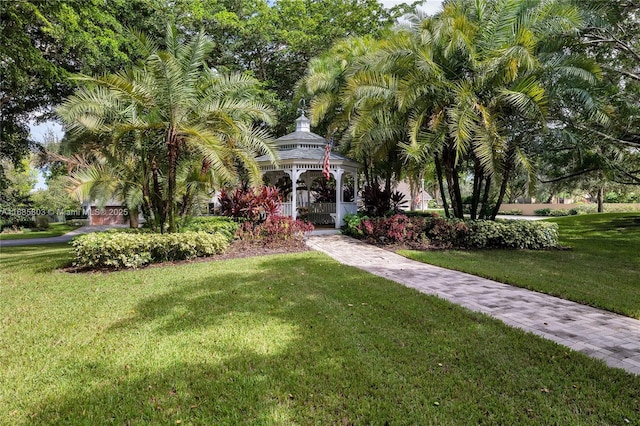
[
  {"left": 57, "top": 26, "right": 277, "bottom": 232},
  {"left": 218, "top": 183, "right": 281, "bottom": 222},
  {"left": 303, "top": 0, "right": 607, "bottom": 220}
]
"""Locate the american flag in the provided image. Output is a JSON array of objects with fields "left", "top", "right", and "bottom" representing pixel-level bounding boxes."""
[{"left": 322, "top": 140, "right": 332, "bottom": 180}]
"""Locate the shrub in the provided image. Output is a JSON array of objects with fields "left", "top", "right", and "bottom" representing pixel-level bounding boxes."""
[
  {"left": 404, "top": 211, "right": 440, "bottom": 219},
  {"left": 497, "top": 209, "right": 523, "bottom": 216},
  {"left": 218, "top": 183, "right": 281, "bottom": 222},
  {"left": 34, "top": 215, "right": 50, "bottom": 231},
  {"left": 1, "top": 219, "right": 36, "bottom": 232},
  {"left": 66, "top": 219, "right": 89, "bottom": 226},
  {"left": 237, "top": 216, "right": 314, "bottom": 245},
  {"left": 425, "top": 217, "right": 469, "bottom": 248},
  {"left": 549, "top": 209, "right": 570, "bottom": 217},
  {"left": 534, "top": 208, "right": 551, "bottom": 216},
  {"left": 571, "top": 205, "right": 596, "bottom": 214},
  {"left": 464, "top": 220, "right": 559, "bottom": 249},
  {"left": 343, "top": 213, "right": 559, "bottom": 250},
  {"left": 346, "top": 214, "right": 426, "bottom": 244},
  {"left": 182, "top": 216, "right": 239, "bottom": 241},
  {"left": 103, "top": 227, "right": 153, "bottom": 234},
  {"left": 361, "top": 181, "right": 407, "bottom": 216},
  {"left": 72, "top": 231, "right": 229, "bottom": 269},
  {"left": 341, "top": 213, "right": 365, "bottom": 237}
]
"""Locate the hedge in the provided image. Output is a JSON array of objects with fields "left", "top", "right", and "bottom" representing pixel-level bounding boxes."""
[
  {"left": 72, "top": 231, "right": 229, "bottom": 269},
  {"left": 464, "top": 220, "right": 559, "bottom": 249},
  {"left": 342, "top": 213, "right": 559, "bottom": 250},
  {"left": 181, "top": 216, "right": 239, "bottom": 241}
]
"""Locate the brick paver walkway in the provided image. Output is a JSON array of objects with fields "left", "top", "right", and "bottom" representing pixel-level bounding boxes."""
[{"left": 306, "top": 234, "right": 640, "bottom": 375}]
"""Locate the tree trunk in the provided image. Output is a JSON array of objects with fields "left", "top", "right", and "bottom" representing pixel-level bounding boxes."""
[
  {"left": 597, "top": 186, "right": 604, "bottom": 213},
  {"left": 451, "top": 167, "right": 464, "bottom": 219},
  {"left": 140, "top": 161, "right": 154, "bottom": 228},
  {"left": 491, "top": 146, "right": 516, "bottom": 220},
  {"left": 434, "top": 154, "right": 450, "bottom": 218},
  {"left": 479, "top": 175, "right": 492, "bottom": 219},
  {"left": 166, "top": 129, "right": 179, "bottom": 233},
  {"left": 442, "top": 145, "right": 463, "bottom": 218},
  {"left": 470, "top": 158, "right": 483, "bottom": 220},
  {"left": 363, "top": 157, "right": 372, "bottom": 189},
  {"left": 151, "top": 158, "right": 165, "bottom": 233},
  {"left": 129, "top": 207, "right": 139, "bottom": 228}
]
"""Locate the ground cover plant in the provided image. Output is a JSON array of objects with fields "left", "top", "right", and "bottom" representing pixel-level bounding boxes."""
[
  {"left": 0, "top": 222, "right": 82, "bottom": 240},
  {"left": 1, "top": 244, "right": 638, "bottom": 424},
  {"left": 399, "top": 213, "right": 640, "bottom": 319}
]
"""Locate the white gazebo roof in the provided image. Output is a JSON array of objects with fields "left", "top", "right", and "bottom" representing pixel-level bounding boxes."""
[{"left": 256, "top": 114, "right": 360, "bottom": 171}]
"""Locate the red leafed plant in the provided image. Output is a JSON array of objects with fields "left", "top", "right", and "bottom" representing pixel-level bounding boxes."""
[
  {"left": 358, "top": 214, "right": 425, "bottom": 244},
  {"left": 237, "top": 216, "right": 314, "bottom": 246},
  {"left": 219, "top": 183, "right": 281, "bottom": 222}
]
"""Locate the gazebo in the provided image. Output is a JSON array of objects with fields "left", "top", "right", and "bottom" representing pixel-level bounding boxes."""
[{"left": 256, "top": 114, "right": 360, "bottom": 228}]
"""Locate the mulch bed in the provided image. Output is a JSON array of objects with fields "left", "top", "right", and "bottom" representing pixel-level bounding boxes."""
[{"left": 61, "top": 239, "right": 310, "bottom": 274}]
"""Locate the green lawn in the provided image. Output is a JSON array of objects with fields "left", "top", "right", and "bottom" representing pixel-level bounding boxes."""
[
  {"left": 1, "top": 244, "right": 638, "bottom": 424},
  {"left": 0, "top": 223, "right": 82, "bottom": 240},
  {"left": 400, "top": 213, "right": 640, "bottom": 319}
]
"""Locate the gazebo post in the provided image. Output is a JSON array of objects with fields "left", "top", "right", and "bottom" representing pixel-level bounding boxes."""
[
  {"left": 353, "top": 170, "right": 359, "bottom": 207},
  {"left": 289, "top": 168, "right": 298, "bottom": 220},
  {"left": 334, "top": 168, "right": 344, "bottom": 229}
]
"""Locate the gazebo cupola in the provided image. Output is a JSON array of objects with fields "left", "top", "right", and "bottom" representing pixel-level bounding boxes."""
[{"left": 256, "top": 113, "right": 360, "bottom": 228}]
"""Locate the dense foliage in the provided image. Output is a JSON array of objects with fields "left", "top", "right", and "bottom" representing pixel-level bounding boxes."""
[
  {"left": 2, "top": 0, "right": 405, "bottom": 188},
  {"left": 237, "top": 215, "right": 314, "bottom": 245},
  {"left": 72, "top": 231, "right": 229, "bottom": 269},
  {"left": 342, "top": 213, "right": 559, "bottom": 250},
  {"left": 218, "top": 185, "right": 281, "bottom": 222},
  {"left": 7, "top": 0, "right": 640, "bottom": 229},
  {"left": 302, "top": 0, "right": 638, "bottom": 219},
  {"left": 57, "top": 27, "right": 277, "bottom": 233},
  {"left": 181, "top": 216, "right": 239, "bottom": 241}
]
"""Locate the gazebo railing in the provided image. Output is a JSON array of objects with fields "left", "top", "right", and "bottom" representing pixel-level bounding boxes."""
[
  {"left": 280, "top": 201, "right": 358, "bottom": 225},
  {"left": 280, "top": 202, "right": 294, "bottom": 217}
]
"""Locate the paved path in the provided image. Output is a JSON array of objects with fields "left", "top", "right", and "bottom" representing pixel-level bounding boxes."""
[
  {"left": 0, "top": 225, "right": 128, "bottom": 248},
  {"left": 306, "top": 234, "right": 640, "bottom": 375}
]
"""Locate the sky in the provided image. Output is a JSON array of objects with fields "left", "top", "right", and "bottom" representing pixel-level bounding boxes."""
[
  {"left": 28, "top": 0, "right": 444, "bottom": 190},
  {"left": 381, "top": 0, "right": 443, "bottom": 15}
]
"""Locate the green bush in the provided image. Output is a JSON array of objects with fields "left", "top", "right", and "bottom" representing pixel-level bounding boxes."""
[
  {"left": 465, "top": 220, "right": 559, "bottom": 249},
  {"left": 34, "top": 215, "right": 50, "bottom": 231},
  {"left": 66, "top": 219, "right": 89, "bottom": 226},
  {"left": 533, "top": 208, "right": 551, "bottom": 216},
  {"left": 341, "top": 213, "right": 366, "bottom": 237},
  {"left": 0, "top": 219, "right": 36, "bottom": 232},
  {"left": 72, "top": 231, "right": 229, "bottom": 269},
  {"left": 181, "top": 216, "right": 239, "bottom": 241},
  {"left": 549, "top": 209, "right": 570, "bottom": 217},
  {"left": 497, "top": 209, "right": 523, "bottom": 216},
  {"left": 425, "top": 217, "right": 469, "bottom": 248},
  {"left": 573, "top": 204, "right": 596, "bottom": 214}
]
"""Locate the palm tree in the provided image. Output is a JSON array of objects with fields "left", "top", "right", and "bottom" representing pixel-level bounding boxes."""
[
  {"left": 306, "top": 0, "right": 603, "bottom": 219},
  {"left": 58, "top": 26, "right": 277, "bottom": 232}
]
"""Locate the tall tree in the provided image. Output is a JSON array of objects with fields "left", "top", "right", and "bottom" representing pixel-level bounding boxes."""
[
  {"left": 58, "top": 27, "right": 277, "bottom": 232},
  {"left": 304, "top": 0, "right": 605, "bottom": 219},
  {"left": 0, "top": 0, "right": 138, "bottom": 179}
]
